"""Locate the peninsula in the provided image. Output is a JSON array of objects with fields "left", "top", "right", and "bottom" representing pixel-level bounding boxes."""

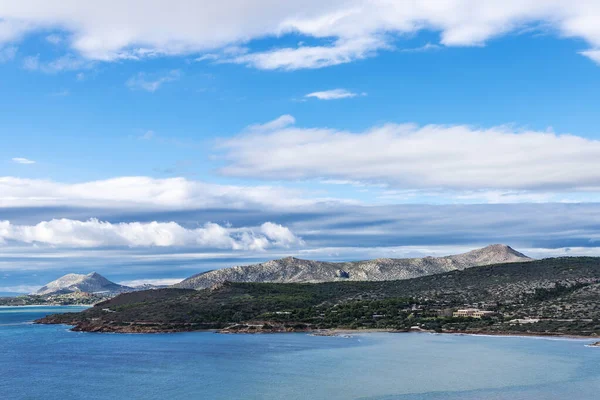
[{"left": 37, "top": 256, "right": 600, "bottom": 337}]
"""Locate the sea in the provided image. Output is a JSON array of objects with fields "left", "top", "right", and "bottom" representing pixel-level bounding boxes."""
[{"left": 1, "top": 306, "right": 599, "bottom": 400}]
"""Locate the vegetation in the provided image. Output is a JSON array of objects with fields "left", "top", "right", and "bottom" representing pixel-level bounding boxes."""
[{"left": 37, "top": 257, "right": 600, "bottom": 335}]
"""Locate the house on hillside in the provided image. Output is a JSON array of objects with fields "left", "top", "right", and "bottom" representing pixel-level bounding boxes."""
[{"left": 453, "top": 309, "right": 496, "bottom": 318}]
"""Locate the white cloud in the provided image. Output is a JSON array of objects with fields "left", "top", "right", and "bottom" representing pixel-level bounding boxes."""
[
  {"left": 0, "top": 1, "right": 600, "bottom": 68},
  {"left": 305, "top": 88, "right": 363, "bottom": 100},
  {"left": 232, "top": 36, "right": 389, "bottom": 70},
  {"left": 0, "top": 176, "right": 336, "bottom": 209},
  {"left": 260, "top": 221, "right": 305, "bottom": 247},
  {"left": 126, "top": 70, "right": 181, "bottom": 92},
  {"left": 220, "top": 116, "right": 600, "bottom": 192},
  {"left": 0, "top": 45, "right": 17, "bottom": 62},
  {"left": 0, "top": 218, "right": 303, "bottom": 250},
  {"left": 11, "top": 157, "right": 35, "bottom": 165},
  {"left": 22, "top": 54, "right": 92, "bottom": 73},
  {"left": 401, "top": 43, "right": 443, "bottom": 53},
  {"left": 580, "top": 49, "right": 600, "bottom": 65},
  {"left": 46, "top": 34, "right": 62, "bottom": 45},
  {"left": 376, "top": 189, "right": 561, "bottom": 205},
  {"left": 118, "top": 278, "right": 184, "bottom": 287},
  {"left": 246, "top": 114, "right": 296, "bottom": 132}
]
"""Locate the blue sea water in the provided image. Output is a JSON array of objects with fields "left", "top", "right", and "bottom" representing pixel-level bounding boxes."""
[{"left": 1, "top": 306, "right": 599, "bottom": 400}]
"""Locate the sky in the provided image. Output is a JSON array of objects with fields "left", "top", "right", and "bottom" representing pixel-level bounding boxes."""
[{"left": 1, "top": 0, "right": 600, "bottom": 294}]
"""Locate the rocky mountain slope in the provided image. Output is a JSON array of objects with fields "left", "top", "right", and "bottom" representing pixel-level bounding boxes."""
[
  {"left": 35, "top": 272, "right": 132, "bottom": 295},
  {"left": 174, "top": 244, "right": 531, "bottom": 290}
]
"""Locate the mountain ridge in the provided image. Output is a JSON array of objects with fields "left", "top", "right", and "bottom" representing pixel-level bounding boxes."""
[{"left": 174, "top": 244, "right": 532, "bottom": 290}]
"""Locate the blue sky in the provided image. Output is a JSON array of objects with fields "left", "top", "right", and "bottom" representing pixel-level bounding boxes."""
[{"left": 1, "top": 1, "right": 600, "bottom": 293}]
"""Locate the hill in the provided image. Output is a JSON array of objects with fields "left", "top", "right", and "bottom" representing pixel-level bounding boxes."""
[
  {"left": 35, "top": 272, "right": 132, "bottom": 295},
  {"left": 0, "top": 275, "right": 165, "bottom": 306},
  {"left": 37, "top": 257, "right": 600, "bottom": 336},
  {"left": 174, "top": 244, "right": 531, "bottom": 290}
]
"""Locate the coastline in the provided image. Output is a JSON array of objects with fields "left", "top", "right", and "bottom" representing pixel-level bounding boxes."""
[
  {"left": 327, "top": 328, "right": 598, "bottom": 341},
  {"left": 441, "top": 330, "right": 598, "bottom": 340},
  {"left": 32, "top": 318, "right": 600, "bottom": 341}
]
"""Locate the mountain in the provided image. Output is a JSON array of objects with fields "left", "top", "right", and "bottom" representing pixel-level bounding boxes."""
[
  {"left": 174, "top": 244, "right": 531, "bottom": 290},
  {"left": 35, "top": 272, "right": 132, "bottom": 296}
]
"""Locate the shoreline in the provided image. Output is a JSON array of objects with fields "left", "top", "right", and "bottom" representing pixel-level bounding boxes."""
[
  {"left": 326, "top": 328, "right": 598, "bottom": 341},
  {"left": 441, "top": 330, "right": 598, "bottom": 340},
  {"left": 33, "top": 319, "right": 600, "bottom": 341}
]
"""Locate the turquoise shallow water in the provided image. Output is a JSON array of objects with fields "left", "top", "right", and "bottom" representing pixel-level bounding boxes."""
[{"left": 1, "top": 306, "right": 599, "bottom": 400}]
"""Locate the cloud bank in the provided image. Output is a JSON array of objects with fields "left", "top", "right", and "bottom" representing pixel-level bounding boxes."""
[
  {"left": 0, "top": 218, "right": 303, "bottom": 249},
  {"left": 0, "top": 176, "right": 333, "bottom": 209},
  {"left": 221, "top": 117, "right": 600, "bottom": 192},
  {"left": 0, "top": 1, "right": 600, "bottom": 68}
]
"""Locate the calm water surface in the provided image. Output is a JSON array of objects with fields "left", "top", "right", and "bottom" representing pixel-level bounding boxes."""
[{"left": 1, "top": 306, "right": 599, "bottom": 400}]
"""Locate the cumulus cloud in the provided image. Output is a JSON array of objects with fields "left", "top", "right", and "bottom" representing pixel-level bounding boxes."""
[
  {"left": 305, "top": 89, "right": 364, "bottom": 100},
  {"left": 0, "top": 218, "right": 303, "bottom": 249},
  {"left": 11, "top": 157, "right": 35, "bottom": 164},
  {"left": 220, "top": 117, "right": 600, "bottom": 192},
  {"left": 0, "top": 176, "right": 336, "bottom": 209},
  {"left": 260, "top": 221, "right": 305, "bottom": 247},
  {"left": 0, "top": 1, "right": 600, "bottom": 68},
  {"left": 126, "top": 70, "right": 181, "bottom": 92}
]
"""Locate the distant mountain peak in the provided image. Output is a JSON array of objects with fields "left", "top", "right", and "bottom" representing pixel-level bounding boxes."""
[
  {"left": 279, "top": 256, "right": 300, "bottom": 262},
  {"left": 460, "top": 244, "right": 532, "bottom": 263},
  {"left": 35, "top": 272, "right": 132, "bottom": 296},
  {"left": 480, "top": 244, "right": 519, "bottom": 252}
]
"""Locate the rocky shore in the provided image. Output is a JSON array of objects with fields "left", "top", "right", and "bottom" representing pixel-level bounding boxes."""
[
  {"left": 36, "top": 312, "right": 600, "bottom": 338},
  {"left": 35, "top": 315, "right": 600, "bottom": 341},
  {"left": 35, "top": 316, "right": 215, "bottom": 333}
]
